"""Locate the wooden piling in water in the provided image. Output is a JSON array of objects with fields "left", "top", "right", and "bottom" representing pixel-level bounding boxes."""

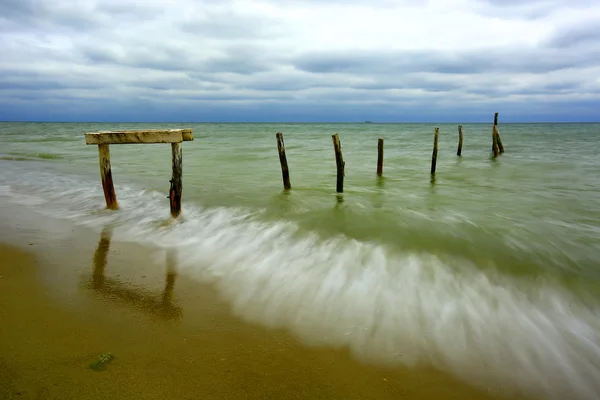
[
  {"left": 492, "top": 127, "right": 499, "bottom": 157},
  {"left": 494, "top": 125, "right": 505, "bottom": 153},
  {"left": 332, "top": 133, "right": 345, "bottom": 193},
  {"left": 98, "top": 144, "right": 118, "bottom": 210},
  {"left": 431, "top": 128, "right": 439, "bottom": 175},
  {"left": 493, "top": 112, "right": 504, "bottom": 153},
  {"left": 169, "top": 143, "right": 183, "bottom": 218},
  {"left": 276, "top": 132, "right": 291, "bottom": 190},
  {"left": 457, "top": 125, "right": 463, "bottom": 156},
  {"left": 377, "top": 138, "right": 384, "bottom": 176}
]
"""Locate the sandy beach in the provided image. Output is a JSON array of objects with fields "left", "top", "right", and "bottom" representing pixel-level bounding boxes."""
[{"left": 0, "top": 208, "right": 522, "bottom": 400}]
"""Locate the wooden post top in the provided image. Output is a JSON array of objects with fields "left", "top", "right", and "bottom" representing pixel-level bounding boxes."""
[{"left": 85, "top": 129, "right": 194, "bottom": 145}]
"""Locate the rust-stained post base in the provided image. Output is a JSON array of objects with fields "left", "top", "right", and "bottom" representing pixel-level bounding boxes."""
[
  {"left": 332, "top": 133, "right": 345, "bottom": 193},
  {"left": 377, "top": 138, "right": 384, "bottom": 176},
  {"left": 98, "top": 144, "right": 118, "bottom": 210},
  {"left": 457, "top": 125, "right": 463, "bottom": 156},
  {"left": 169, "top": 143, "right": 183, "bottom": 218},
  {"left": 276, "top": 132, "right": 291, "bottom": 190},
  {"left": 431, "top": 128, "right": 439, "bottom": 175}
]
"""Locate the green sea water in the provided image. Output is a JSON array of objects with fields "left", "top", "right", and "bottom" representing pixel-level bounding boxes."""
[{"left": 0, "top": 122, "right": 599, "bottom": 399}]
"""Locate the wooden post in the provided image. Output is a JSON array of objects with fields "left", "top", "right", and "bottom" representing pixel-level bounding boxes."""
[
  {"left": 276, "top": 132, "right": 291, "bottom": 190},
  {"left": 332, "top": 133, "right": 345, "bottom": 193},
  {"left": 457, "top": 125, "right": 463, "bottom": 156},
  {"left": 377, "top": 138, "right": 384, "bottom": 176},
  {"left": 492, "top": 127, "right": 499, "bottom": 157},
  {"left": 494, "top": 112, "right": 499, "bottom": 126},
  {"left": 431, "top": 128, "right": 439, "bottom": 175},
  {"left": 98, "top": 144, "right": 118, "bottom": 210},
  {"left": 169, "top": 143, "right": 182, "bottom": 218},
  {"left": 494, "top": 125, "right": 505, "bottom": 153}
]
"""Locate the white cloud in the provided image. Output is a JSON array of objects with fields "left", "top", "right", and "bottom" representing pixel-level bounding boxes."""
[{"left": 0, "top": 0, "right": 599, "bottom": 121}]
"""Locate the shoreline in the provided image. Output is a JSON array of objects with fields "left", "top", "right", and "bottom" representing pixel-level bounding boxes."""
[{"left": 0, "top": 206, "right": 515, "bottom": 399}]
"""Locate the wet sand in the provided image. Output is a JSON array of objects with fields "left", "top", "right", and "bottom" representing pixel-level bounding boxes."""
[{"left": 0, "top": 221, "right": 527, "bottom": 400}]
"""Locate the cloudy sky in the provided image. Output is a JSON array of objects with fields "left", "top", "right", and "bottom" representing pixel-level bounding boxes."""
[{"left": 1, "top": 0, "right": 599, "bottom": 122}]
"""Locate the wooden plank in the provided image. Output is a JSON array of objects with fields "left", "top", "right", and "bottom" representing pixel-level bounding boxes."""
[
  {"left": 98, "top": 144, "right": 118, "bottom": 209},
  {"left": 85, "top": 129, "right": 194, "bottom": 145}
]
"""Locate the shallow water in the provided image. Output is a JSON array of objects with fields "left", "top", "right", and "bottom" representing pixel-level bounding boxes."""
[{"left": 0, "top": 121, "right": 599, "bottom": 399}]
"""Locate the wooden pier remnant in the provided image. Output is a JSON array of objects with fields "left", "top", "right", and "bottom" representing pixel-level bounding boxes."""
[
  {"left": 457, "top": 125, "right": 463, "bottom": 156},
  {"left": 275, "top": 132, "right": 291, "bottom": 190},
  {"left": 494, "top": 112, "right": 504, "bottom": 153},
  {"left": 377, "top": 138, "right": 384, "bottom": 176},
  {"left": 332, "top": 133, "right": 345, "bottom": 193},
  {"left": 97, "top": 144, "right": 118, "bottom": 209},
  {"left": 85, "top": 129, "right": 194, "bottom": 217},
  {"left": 431, "top": 128, "right": 439, "bottom": 175},
  {"left": 492, "top": 127, "right": 499, "bottom": 157}
]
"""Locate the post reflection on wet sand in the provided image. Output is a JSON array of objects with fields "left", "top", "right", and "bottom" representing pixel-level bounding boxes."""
[{"left": 90, "top": 227, "right": 182, "bottom": 319}]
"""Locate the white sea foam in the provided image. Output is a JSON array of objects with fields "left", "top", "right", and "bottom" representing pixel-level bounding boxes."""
[{"left": 1, "top": 169, "right": 599, "bottom": 400}]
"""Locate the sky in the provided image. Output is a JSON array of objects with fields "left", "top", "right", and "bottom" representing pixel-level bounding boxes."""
[{"left": 0, "top": 0, "right": 599, "bottom": 122}]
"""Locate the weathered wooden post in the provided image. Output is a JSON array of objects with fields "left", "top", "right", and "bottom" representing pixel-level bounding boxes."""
[
  {"left": 85, "top": 129, "right": 193, "bottom": 216},
  {"left": 276, "top": 132, "right": 291, "bottom": 190},
  {"left": 377, "top": 138, "right": 384, "bottom": 176},
  {"left": 169, "top": 142, "right": 183, "bottom": 218},
  {"left": 431, "top": 128, "right": 439, "bottom": 175},
  {"left": 494, "top": 112, "right": 505, "bottom": 153},
  {"left": 457, "top": 125, "right": 463, "bottom": 156},
  {"left": 492, "top": 126, "right": 499, "bottom": 157},
  {"left": 332, "top": 133, "right": 345, "bottom": 193},
  {"left": 98, "top": 144, "right": 118, "bottom": 209}
]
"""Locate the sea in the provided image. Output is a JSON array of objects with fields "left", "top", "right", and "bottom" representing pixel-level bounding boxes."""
[{"left": 0, "top": 122, "right": 599, "bottom": 399}]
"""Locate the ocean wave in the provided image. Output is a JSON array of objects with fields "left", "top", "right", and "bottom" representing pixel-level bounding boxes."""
[{"left": 0, "top": 168, "right": 599, "bottom": 400}]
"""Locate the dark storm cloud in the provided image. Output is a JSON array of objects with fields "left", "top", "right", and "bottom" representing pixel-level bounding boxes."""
[
  {"left": 0, "top": 0, "right": 599, "bottom": 122},
  {"left": 291, "top": 47, "right": 600, "bottom": 76}
]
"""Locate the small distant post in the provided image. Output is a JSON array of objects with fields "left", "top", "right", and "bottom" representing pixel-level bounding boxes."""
[
  {"left": 431, "top": 128, "right": 439, "bottom": 175},
  {"left": 276, "top": 132, "right": 291, "bottom": 190},
  {"left": 98, "top": 144, "right": 118, "bottom": 210},
  {"left": 492, "top": 127, "right": 499, "bottom": 157},
  {"left": 493, "top": 112, "right": 504, "bottom": 154},
  {"left": 332, "top": 133, "right": 345, "bottom": 193},
  {"left": 377, "top": 138, "right": 384, "bottom": 176},
  {"left": 457, "top": 125, "right": 463, "bottom": 156}
]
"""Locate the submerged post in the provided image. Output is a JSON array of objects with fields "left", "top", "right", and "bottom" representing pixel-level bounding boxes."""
[
  {"left": 493, "top": 112, "right": 504, "bottom": 153},
  {"left": 494, "top": 125, "right": 504, "bottom": 154},
  {"left": 377, "top": 138, "right": 384, "bottom": 176},
  {"left": 431, "top": 128, "right": 439, "bottom": 174},
  {"left": 98, "top": 144, "right": 118, "bottom": 210},
  {"left": 457, "top": 125, "right": 463, "bottom": 156},
  {"left": 332, "top": 133, "right": 345, "bottom": 193},
  {"left": 492, "top": 126, "right": 499, "bottom": 157},
  {"left": 169, "top": 143, "right": 183, "bottom": 218},
  {"left": 276, "top": 132, "right": 291, "bottom": 190}
]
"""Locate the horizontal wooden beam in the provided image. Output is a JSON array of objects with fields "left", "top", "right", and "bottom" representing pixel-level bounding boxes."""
[{"left": 85, "top": 129, "right": 193, "bottom": 145}]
